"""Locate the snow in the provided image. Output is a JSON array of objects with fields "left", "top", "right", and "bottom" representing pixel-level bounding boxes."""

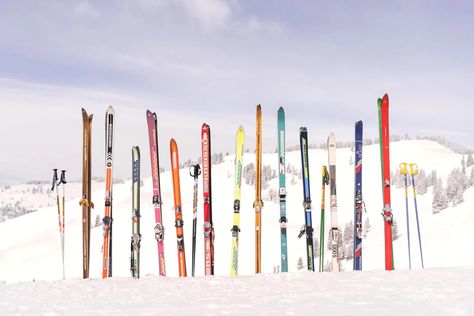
[
  {"left": 0, "top": 139, "right": 473, "bottom": 314},
  {"left": 1, "top": 268, "right": 474, "bottom": 315}
]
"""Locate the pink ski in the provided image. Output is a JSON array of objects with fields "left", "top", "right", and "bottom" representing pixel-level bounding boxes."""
[{"left": 147, "top": 110, "right": 166, "bottom": 276}]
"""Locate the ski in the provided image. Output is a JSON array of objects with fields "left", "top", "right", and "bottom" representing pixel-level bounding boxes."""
[
  {"left": 353, "top": 120, "right": 364, "bottom": 270},
  {"left": 277, "top": 107, "right": 288, "bottom": 273},
  {"left": 327, "top": 133, "right": 340, "bottom": 272},
  {"left": 254, "top": 105, "right": 263, "bottom": 274},
  {"left": 51, "top": 169, "right": 66, "bottom": 279},
  {"left": 201, "top": 123, "right": 214, "bottom": 275},
  {"left": 170, "top": 139, "right": 187, "bottom": 277},
  {"left": 146, "top": 110, "right": 166, "bottom": 276},
  {"left": 189, "top": 164, "right": 201, "bottom": 277},
  {"left": 102, "top": 105, "right": 114, "bottom": 278},
  {"left": 379, "top": 94, "right": 394, "bottom": 270},
  {"left": 319, "top": 166, "right": 328, "bottom": 272},
  {"left": 230, "top": 126, "right": 245, "bottom": 276},
  {"left": 298, "top": 127, "right": 314, "bottom": 271},
  {"left": 79, "top": 108, "right": 94, "bottom": 279},
  {"left": 131, "top": 146, "right": 141, "bottom": 278}
]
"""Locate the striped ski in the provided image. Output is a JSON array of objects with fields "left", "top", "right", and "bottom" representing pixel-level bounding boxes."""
[
  {"left": 353, "top": 120, "right": 364, "bottom": 270},
  {"left": 102, "top": 106, "right": 114, "bottom": 278},
  {"left": 202, "top": 123, "right": 214, "bottom": 275}
]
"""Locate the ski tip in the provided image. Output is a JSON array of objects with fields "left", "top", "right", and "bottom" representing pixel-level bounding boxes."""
[
  {"left": 237, "top": 125, "right": 245, "bottom": 135},
  {"left": 299, "top": 126, "right": 307, "bottom": 133},
  {"left": 81, "top": 108, "right": 87, "bottom": 115},
  {"left": 107, "top": 105, "right": 114, "bottom": 112},
  {"left": 382, "top": 94, "right": 389, "bottom": 106},
  {"left": 170, "top": 138, "right": 177, "bottom": 148},
  {"left": 132, "top": 146, "right": 140, "bottom": 158},
  {"left": 278, "top": 106, "right": 284, "bottom": 112},
  {"left": 202, "top": 123, "right": 210, "bottom": 130},
  {"left": 328, "top": 132, "right": 336, "bottom": 142},
  {"left": 355, "top": 120, "right": 363, "bottom": 127},
  {"left": 256, "top": 104, "right": 261, "bottom": 112}
]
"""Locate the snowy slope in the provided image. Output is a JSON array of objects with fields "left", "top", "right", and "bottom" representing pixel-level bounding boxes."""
[
  {"left": 1, "top": 268, "right": 473, "bottom": 315},
  {"left": 0, "top": 139, "right": 473, "bottom": 283}
]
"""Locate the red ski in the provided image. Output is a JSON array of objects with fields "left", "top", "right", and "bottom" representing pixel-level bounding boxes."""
[
  {"left": 379, "top": 94, "right": 394, "bottom": 270},
  {"left": 146, "top": 110, "right": 166, "bottom": 276},
  {"left": 201, "top": 124, "right": 214, "bottom": 275}
]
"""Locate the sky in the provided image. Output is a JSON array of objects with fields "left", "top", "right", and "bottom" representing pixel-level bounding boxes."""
[{"left": 0, "top": 0, "right": 473, "bottom": 184}]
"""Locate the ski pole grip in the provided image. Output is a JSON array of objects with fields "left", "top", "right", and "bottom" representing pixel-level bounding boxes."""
[
  {"left": 60, "top": 170, "right": 67, "bottom": 184},
  {"left": 51, "top": 169, "right": 58, "bottom": 191},
  {"left": 409, "top": 163, "right": 418, "bottom": 176},
  {"left": 399, "top": 163, "right": 408, "bottom": 175}
]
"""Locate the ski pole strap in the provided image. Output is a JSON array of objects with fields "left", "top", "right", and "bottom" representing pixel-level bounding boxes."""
[{"left": 297, "top": 225, "right": 305, "bottom": 238}]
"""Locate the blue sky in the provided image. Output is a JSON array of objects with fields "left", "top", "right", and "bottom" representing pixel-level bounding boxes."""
[{"left": 0, "top": 0, "right": 473, "bottom": 183}]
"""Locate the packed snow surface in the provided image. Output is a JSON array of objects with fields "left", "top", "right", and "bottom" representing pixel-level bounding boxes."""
[{"left": 0, "top": 268, "right": 473, "bottom": 315}]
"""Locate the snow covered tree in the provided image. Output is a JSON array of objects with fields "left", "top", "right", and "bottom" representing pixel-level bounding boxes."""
[
  {"left": 243, "top": 163, "right": 255, "bottom": 185},
  {"left": 461, "top": 155, "right": 466, "bottom": 174},
  {"left": 432, "top": 178, "right": 448, "bottom": 214},
  {"left": 297, "top": 257, "right": 304, "bottom": 271},
  {"left": 467, "top": 153, "right": 474, "bottom": 167},
  {"left": 470, "top": 168, "right": 474, "bottom": 187},
  {"left": 313, "top": 236, "right": 320, "bottom": 259},
  {"left": 343, "top": 222, "right": 354, "bottom": 260}
]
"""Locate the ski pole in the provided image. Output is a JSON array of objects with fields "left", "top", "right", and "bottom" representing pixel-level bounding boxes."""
[
  {"left": 409, "top": 163, "right": 424, "bottom": 268},
  {"left": 58, "top": 170, "right": 67, "bottom": 279},
  {"left": 319, "top": 166, "right": 328, "bottom": 272},
  {"left": 400, "top": 163, "right": 411, "bottom": 270},
  {"left": 190, "top": 164, "right": 201, "bottom": 277}
]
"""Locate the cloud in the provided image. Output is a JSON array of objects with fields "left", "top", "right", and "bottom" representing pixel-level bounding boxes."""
[
  {"left": 179, "top": 0, "right": 233, "bottom": 28},
  {"left": 245, "top": 16, "right": 282, "bottom": 35},
  {"left": 73, "top": 1, "right": 100, "bottom": 19}
]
